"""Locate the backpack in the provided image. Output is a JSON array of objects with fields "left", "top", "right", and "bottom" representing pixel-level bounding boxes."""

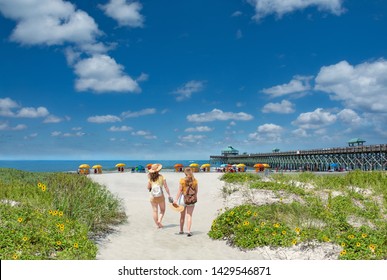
[
  {"left": 151, "top": 178, "right": 163, "bottom": 197},
  {"left": 184, "top": 184, "right": 197, "bottom": 205}
]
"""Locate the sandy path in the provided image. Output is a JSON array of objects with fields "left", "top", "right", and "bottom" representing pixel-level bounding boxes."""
[{"left": 89, "top": 172, "right": 265, "bottom": 260}]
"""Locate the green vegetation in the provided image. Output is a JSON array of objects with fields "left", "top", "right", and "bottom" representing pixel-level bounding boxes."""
[
  {"left": 0, "top": 168, "right": 127, "bottom": 260},
  {"left": 209, "top": 171, "right": 387, "bottom": 260}
]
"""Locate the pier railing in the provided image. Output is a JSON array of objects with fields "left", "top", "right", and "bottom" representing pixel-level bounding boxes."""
[{"left": 210, "top": 144, "right": 387, "bottom": 171}]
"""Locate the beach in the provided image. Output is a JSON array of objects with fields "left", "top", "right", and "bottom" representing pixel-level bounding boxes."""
[{"left": 89, "top": 171, "right": 341, "bottom": 260}]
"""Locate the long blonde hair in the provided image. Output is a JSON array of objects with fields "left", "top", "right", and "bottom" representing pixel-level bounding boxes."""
[{"left": 184, "top": 167, "right": 195, "bottom": 188}]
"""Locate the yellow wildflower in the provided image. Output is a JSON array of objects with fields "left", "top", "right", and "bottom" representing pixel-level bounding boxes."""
[
  {"left": 362, "top": 233, "right": 367, "bottom": 238},
  {"left": 41, "top": 185, "right": 46, "bottom": 192},
  {"left": 295, "top": 227, "right": 301, "bottom": 234},
  {"left": 56, "top": 241, "right": 62, "bottom": 246},
  {"left": 341, "top": 242, "right": 346, "bottom": 247},
  {"left": 12, "top": 254, "right": 18, "bottom": 260},
  {"left": 356, "top": 242, "right": 361, "bottom": 247},
  {"left": 58, "top": 211, "right": 64, "bottom": 217},
  {"left": 37, "top": 182, "right": 42, "bottom": 188},
  {"left": 292, "top": 239, "right": 297, "bottom": 245},
  {"left": 254, "top": 228, "right": 259, "bottom": 232},
  {"left": 22, "top": 236, "right": 28, "bottom": 241},
  {"left": 243, "top": 221, "right": 250, "bottom": 226},
  {"left": 369, "top": 244, "right": 376, "bottom": 252},
  {"left": 348, "top": 234, "right": 355, "bottom": 239},
  {"left": 282, "top": 230, "right": 287, "bottom": 235},
  {"left": 253, "top": 212, "right": 258, "bottom": 217},
  {"left": 17, "top": 217, "right": 23, "bottom": 223},
  {"left": 53, "top": 210, "right": 58, "bottom": 216},
  {"left": 273, "top": 223, "right": 280, "bottom": 228},
  {"left": 73, "top": 243, "right": 79, "bottom": 249},
  {"left": 246, "top": 210, "right": 252, "bottom": 216},
  {"left": 340, "top": 250, "right": 347, "bottom": 256},
  {"left": 49, "top": 210, "right": 53, "bottom": 215},
  {"left": 260, "top": 222, "right": 266, "bottom": 227}
]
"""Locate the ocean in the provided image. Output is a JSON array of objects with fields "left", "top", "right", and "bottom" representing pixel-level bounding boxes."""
[{"left": 0, "top": 160, "right": 213, "bottom": 173}]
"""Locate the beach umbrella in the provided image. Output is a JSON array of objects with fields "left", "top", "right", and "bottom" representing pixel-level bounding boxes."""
[
  {"left": 237, "top": 163, "right": 245, "bottom": 167},
  {"left": 263, "top": 164, "right": 270, "bottom": 168},
  {"left": 174, "top": 163, "right": 184, "bottom": 172},
  {"left": 189, "top": 163, "right": 199, "bottom": 172},
  {"left": 115, "top": 163, "right": 126, "bottom": 167},
  {"left": 79, "top": 164, "right": 90, "bottom": 169},
  {"left": 92, "top": 164, "right": 102, "bottom": 174}
]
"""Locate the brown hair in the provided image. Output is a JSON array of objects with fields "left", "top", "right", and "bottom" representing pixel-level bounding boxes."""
[{"left": 149, "top": 172, "right": 160, "bottom": 182}]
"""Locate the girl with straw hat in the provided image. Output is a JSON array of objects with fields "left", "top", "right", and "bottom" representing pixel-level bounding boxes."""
[{"left": 147, "top": 164, "right": 172, "bottom": 229}]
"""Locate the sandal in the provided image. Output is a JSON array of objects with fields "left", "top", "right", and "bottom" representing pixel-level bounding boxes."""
[
  {"left": 179, "top": 231, "right": 184, "bottom": 234},
  {"left": 187, "top": 232, "right": 192, "bottom": 237}
]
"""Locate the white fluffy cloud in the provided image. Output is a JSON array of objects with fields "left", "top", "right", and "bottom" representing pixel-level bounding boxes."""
[
  {"left": 0, "top": 121, "right": 26, "bottom": 131},
  {"left": 187, "top": 109, "right": 253, "bottom": 122},
  {"left": 174, "top": 80, "right": 205, "bottom": 101},
  {"left": 0, "top": 0, "right": 100, "bottom": 46},
  {"left": 185, "top": 126, "right": 213, "bottom": 132},
  {"left": 100, "top": 0, "right": 144, "bottom": 28},
  {"left": 87, "top": 115, "right": 121, "bottom": 123},
  {"left": 262, "top": 100, "right": 295, "bottom": 114},
  {"left": 121, "top": 108, "right": 156, "bottom": 118},
  {"left": 131, "top": 130, "right": 156, "bottom": 139},
  {"left": 249, "top": 123, "right": 283, "bottom": 142},
  {"left": 247, "top": 0, "right": 345, "bottom": 21},
  {"left": 261, "top": 75, "right": 312, "bottom": 97},
  {"left": 108, "top": 125, "right": 133, "bottom": 132},
  {"left": 179, "top": 134, "right": 206, "bottom": 143},
  {"left": 0, "top": 97, "right": 50, "bottom": 118},
  {"left": 292, "top": 108, "right": 337, "bottom": 129},
  {"left": 0, "top": 0, "right": 143, "bottom": 94},
  {"left": 74, "top": 54, "right": 140, "bottom": 93},
  {"left": 315, "top": 59, "right": 387, "bottom": 113}
]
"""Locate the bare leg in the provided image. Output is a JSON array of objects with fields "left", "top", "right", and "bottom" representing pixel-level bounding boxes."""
[
  {"left": 186, "top": 205, "right": 195, "bottom": 235},
  {"left": 157, "top": 200, "right": 166, "bottom": 228},
  {"left": 150, "top": 201, "right": 159, "bottom": 228},
  {"left": 179, "top": 208, "right": 186, "bottom": 233}
]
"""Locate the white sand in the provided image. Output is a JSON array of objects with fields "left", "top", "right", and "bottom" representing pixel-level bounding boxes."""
[{"left": 89, "top": 172, "right": 340, "bottom": 260}]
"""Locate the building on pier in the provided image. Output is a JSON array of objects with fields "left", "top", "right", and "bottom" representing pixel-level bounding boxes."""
[{"left": 210, "top": 144, "right": 387, "bottom": 171}]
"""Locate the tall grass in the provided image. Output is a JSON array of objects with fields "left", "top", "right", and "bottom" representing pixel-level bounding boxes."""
[
  {"left": 210, "top": 170, "right": 387, "bottom": 260},
  {"left": 0, "top": 168, "right": 127, "bottom": 260}
]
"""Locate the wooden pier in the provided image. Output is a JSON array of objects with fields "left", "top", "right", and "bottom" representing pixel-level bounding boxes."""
[{"left": 210, "top": 144, "right": 387, "bottom": 171}]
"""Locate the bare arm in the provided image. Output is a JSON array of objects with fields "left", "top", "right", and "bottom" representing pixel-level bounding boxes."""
[{"left": 163, "top": 179, "right": 171, "bottom": 197}]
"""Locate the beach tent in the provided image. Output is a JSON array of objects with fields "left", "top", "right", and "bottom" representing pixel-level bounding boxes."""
[
  {"left": 254, "top": 163, "right": 264, "bottom": 172},
  {"left": 220, "top": 164, "right": 233, "bottom": 172},
  {"left": 135, "top": 165, "right": 145, "bottom": 173},
  {"left": 92, "top": 164, "right": 102, "bottom": 174},
  {"left": 237, "top": 163, "right": 246, "bottom": 172},
  {"left": 78, "top": 164, "right": 90, "bottom": 175},
  {"left": 115, "top": 163, "right": 125, "bottom": 172},
  {"left": 189, "top": 163, "right": 199, "bottom": 172},
  {"left": 200, "top": 163, "right": 211, "bottom": 172},
  {"left": 174, "top": 163, "right": 184, "bottom": 172},
  {"left": 263, "top": 164, "right": 270, "bottom": 169}
]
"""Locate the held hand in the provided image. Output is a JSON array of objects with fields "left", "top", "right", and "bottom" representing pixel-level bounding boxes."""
[{"left": 168, "top": 196, "right": 173, "bottom": 203}]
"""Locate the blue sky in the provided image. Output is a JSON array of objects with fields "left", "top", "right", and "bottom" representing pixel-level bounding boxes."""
[{"left": 0, "top": 0, "right": 386, "bottom": 160}]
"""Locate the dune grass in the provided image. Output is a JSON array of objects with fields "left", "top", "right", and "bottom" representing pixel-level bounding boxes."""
[
  {"left": 209, "top": 171, "right": 387, "bottom": 260},
  {"left": 0, "top": 168, "right": 127, "bottom": 260}
]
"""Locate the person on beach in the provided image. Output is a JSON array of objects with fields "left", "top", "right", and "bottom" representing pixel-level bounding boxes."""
[
  {"left": 147, "top": 164, "right": 172, "bottom": 228},
  {"left": 174, "top": 167, "right": 198, "bottom": 237}
]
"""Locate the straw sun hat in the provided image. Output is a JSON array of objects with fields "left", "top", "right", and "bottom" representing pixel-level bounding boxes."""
[
  {"left": 148, "top": 163, "right": 162, "bottom": 173},
  {"left": 169, "top": 202, "right": 184, "bottom": 212}
]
